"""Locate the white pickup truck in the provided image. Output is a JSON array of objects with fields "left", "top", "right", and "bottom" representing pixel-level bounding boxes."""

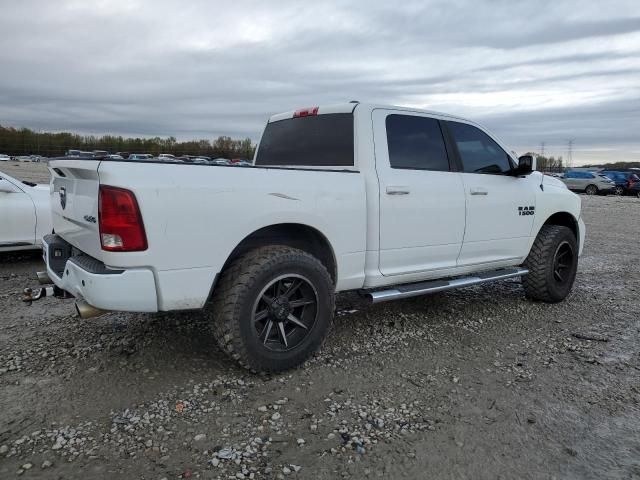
[{"left": 39, "top": 102, "right": 584, "bottom": 372}]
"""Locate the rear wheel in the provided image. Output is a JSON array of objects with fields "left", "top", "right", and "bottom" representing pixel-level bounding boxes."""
[
  {"left": 209, "top": 246, "right": 334, "bottom": 372},
  {"left": 522, "top": 225, "right": 578, "bottom": 303},
  {"left": 585, "top": 184, "right": 598, "bottom": 195}
]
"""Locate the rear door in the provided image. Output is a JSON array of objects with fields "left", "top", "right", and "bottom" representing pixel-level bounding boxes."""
[
  {"left": 444, "top": 120, "right": 536, "bottom": 266},
  {"left": 373, "top": 110, "right": 466, "bottom": 276},
  {"left": 562, "top": 171, "right": 579, "bottom": 190},
  {"left": 0, "top": 176, "right": 35, "bottom": 246}
]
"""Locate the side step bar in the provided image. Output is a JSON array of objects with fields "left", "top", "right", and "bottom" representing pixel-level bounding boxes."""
[{"left": 366, "top": 267, "right": 529, "bottom": 304}]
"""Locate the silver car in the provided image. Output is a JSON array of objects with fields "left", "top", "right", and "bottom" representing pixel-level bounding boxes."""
[{"left": 561, "top": 171, "right": 615, "bottom": 195}]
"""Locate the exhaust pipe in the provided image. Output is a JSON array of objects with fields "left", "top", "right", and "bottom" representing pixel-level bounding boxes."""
[
  {"left": 36, "top": 271, "right": 52, "bottom": 285},
  {"left": 75, "top": 299, "right": 109, "bottom": 319}
]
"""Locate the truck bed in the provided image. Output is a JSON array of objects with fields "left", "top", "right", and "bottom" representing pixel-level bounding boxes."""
[{"left": 48, "top": 158, "right": 368, "bottom": 310}]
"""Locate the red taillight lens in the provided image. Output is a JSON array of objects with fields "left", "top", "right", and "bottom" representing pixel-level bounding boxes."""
[
  {"left": 98, "top": 185, "right": 147, "bottom": 251},
  {"left": 293, "top": 106, "right": 319, "bottom": 118}
]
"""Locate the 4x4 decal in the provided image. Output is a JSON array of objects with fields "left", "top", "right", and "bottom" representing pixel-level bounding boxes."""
[{"left": 518, "top": 206, "right": 535, "bottom": 216}]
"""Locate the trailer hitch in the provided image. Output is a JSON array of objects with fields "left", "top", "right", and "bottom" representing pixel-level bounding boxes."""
[{"left": 22, "top": 285, "right": 69, "bottom": 305}]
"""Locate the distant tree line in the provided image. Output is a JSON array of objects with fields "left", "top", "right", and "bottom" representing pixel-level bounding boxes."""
[
  {"left": 524, "top": 153, "right": 564, "bottom": 172},
  {"left": 0, "top": 125, "right": 256, "bottom": 159}
]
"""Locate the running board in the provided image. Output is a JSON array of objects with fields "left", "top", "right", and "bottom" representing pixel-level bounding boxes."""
[{"left": 367, "top": 267, "right": 529, "bottom": 304}]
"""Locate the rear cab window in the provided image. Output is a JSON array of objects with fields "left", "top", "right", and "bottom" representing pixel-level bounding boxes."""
[
  {"left": 255, "top": 113, "right": 354, "bottom": 168},
  {"left": 385, "top": 115, "right": 451, "bottom": 171}
]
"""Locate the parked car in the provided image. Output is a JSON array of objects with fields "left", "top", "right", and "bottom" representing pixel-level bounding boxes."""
[
  {"left": 230, "top": 158, "right": 253, "bottom": 166},
  {"left": 600, "top": 170, "right": 640, "bottom": 196},
  {"left": 129, "top": 154, "right": 154, "bottom": 160},
  {"left": 212, "top": 158, "right": 231, "bottom": 165},
  {"left": 65, "top": 150, "right": 95, "bottom": 158},
  {"left": 39, "top": 103, "right": 584, "bottom": 372},
  {"left": 561, "top": 170, "right": 615, "bottom": 195},
  {"left": 0, "top": 154, "right": 10, "bottom": 161},
  {"left": 158, "top": 154, "right": 176, "bottom": 161},
  {"left": 0, "top": 171, "right": 52, "bottom": 252},
  {"left": 628, "top": 182, "right": 640, "bottom": 198},
  {"left": 233, "top": 160, "right": 253, "bottom": 167},
  {"left": 115, "top": 152, "right": 130, "bottom": 159}
]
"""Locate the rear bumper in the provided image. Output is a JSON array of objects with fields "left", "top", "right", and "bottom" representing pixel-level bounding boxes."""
[{"left": 43, "top": 236, "right": 158, "bottom": 312}]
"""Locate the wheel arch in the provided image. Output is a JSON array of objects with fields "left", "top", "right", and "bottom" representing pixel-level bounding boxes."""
[
  {"left": 221, "top": 223, "right": 338, "bottom": 283},
  {"left": 540, "top": 211, "right": 579, "bottom": 240}
]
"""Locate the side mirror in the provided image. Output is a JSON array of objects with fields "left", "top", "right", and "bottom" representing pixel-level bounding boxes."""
[
  {"left": 513, "top": 155, "right": 535, "bottom": 176},
  {"left": 0, "top": 179, "right": 17, "bottom": 193}
]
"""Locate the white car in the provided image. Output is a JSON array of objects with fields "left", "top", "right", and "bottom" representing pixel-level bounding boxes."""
[
  {"left": 129, "top": 154, "right": 154, "bottom": 160},
  {"left": 0, "top": 154, "right": 10, "bottom": 161},
  {"left": 0, "top": 171, "right": 52, "bottom": 252},
  {"left": 41, "top": 102, "right": 584, "bottom": 372}
]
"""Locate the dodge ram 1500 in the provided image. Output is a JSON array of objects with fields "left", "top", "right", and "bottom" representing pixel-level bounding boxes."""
[{"left": 37, "top": 102, "right": 584, "bottom": 372}]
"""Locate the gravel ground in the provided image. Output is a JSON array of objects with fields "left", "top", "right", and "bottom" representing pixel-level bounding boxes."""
[{"left": 1, "top": 165, "right": 639, "bottom": 479}]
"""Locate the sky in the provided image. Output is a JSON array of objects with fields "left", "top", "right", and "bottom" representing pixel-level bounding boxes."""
[{"left": 0, "top": 0, "right": 639, "bottom": 165}]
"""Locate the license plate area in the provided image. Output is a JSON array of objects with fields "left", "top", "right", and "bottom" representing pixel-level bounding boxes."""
[{"left": 44, "top": 235, "right": 72, "bottom": 277}]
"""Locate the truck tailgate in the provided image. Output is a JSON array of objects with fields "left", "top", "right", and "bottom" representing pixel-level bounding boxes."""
[{"left": 49, "top": 159, "right": 103, "bottom": 260}]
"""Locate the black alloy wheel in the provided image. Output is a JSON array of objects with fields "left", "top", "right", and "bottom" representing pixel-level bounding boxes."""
[
  {"left": 552, "top": 241, "right": 575, "bottom": 286},
  {"left": 252, "top": 274, "right": 318, "bottom": 352}
]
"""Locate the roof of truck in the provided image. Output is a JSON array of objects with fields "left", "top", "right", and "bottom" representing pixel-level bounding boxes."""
[{"left": 268, "top": 102, "right": 470, "bottom": 123}]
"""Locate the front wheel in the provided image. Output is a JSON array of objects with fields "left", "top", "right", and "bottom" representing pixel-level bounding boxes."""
[
  {"left": 614, "top": 185, "right": 624, "bottom": 196},
  {"left": 584, "top": 184, "right": 598, "bottom": 195},
  {"left": 209, "top": 246, "right": 334, "bottom": 372},
  {"left": 522, "top": 225, "right": 578, "bottom": 303}
]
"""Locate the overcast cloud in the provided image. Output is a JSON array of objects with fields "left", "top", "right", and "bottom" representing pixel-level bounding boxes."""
[{"left": 1, "top": 0, "right": 639, "bottom": 164}]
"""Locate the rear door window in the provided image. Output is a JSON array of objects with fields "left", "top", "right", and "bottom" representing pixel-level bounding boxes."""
[
  {"left": 385, "top": 115, "right": 450, "bottom": 171},
  {"left": 255, "top": 113, "right": 353, "bottom": 167},
  {"left": 447, "top": 121, "right": 513, "bottom": 174}
]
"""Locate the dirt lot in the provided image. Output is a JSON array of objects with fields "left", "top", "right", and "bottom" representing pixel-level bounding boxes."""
[
  {"left": 0, "top": 161, "right": 50, "bottom": 184},
  {"left": 1, "top": 164, "right": 639, "bottom": 479}
]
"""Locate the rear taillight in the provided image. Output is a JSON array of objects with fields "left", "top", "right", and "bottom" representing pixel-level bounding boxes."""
[
  {"left": 98, "top": 185, "right": 147, "bottom": 251},
  {"left": 293, "top": 106, "right": 319, "bottom": 118}
]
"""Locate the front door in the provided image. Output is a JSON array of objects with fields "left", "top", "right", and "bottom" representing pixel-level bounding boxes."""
[
  {"left": 373, "top": 110, "right": 466, "bottom": 276},
  {"left": 444, "top": 120, "right": 536, "bottom": 266}
]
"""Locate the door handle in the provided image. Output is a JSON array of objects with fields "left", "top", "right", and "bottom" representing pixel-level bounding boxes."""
[
  {"left": 470, "top": 188, "right": 488, "bottom": 196},
  {"left": 386, "top": 186, "right": 410, "bottom": 195}
]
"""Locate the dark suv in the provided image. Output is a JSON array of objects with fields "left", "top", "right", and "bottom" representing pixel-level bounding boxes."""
[
  {"left": 600, "top": 170, "right": 640, "bottom": 196},
  {"left": 628, "top": 182, "right": 640, "bottom": 198}
]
